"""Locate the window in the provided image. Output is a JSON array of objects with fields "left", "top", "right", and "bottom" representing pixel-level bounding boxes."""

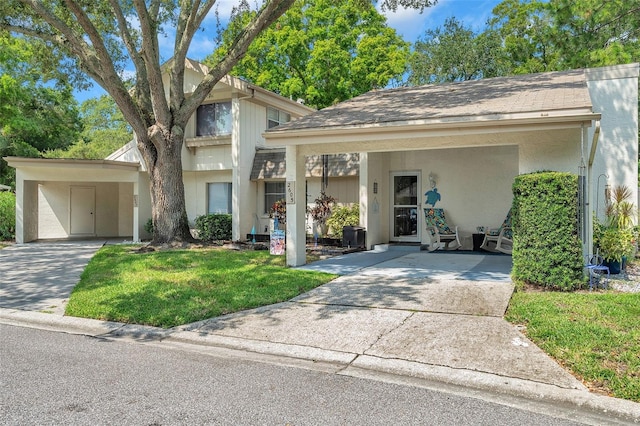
[
  {"left": 267, "top": 107, "right": 291, "bottom": 129},
  {"left": 265, "top": 181, "right": 285, "bottom": 214},
  {"left": 207, "top": 183, "right": 232, "bottom": 214},
  {"left": 196, "top": 102, "right": 232, "bottom": 137}
]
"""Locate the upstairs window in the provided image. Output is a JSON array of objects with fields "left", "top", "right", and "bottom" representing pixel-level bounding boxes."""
[
  {"left": 267, "top": 107, "right": 291, "bottom": 129},
  {"left": 196, "top": 102, "right": 232, "bottom": 137}
]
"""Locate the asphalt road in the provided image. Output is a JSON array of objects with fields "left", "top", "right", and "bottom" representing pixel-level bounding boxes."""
[{"left": 0, "top": 324, "right": 588, "bottom": 426}]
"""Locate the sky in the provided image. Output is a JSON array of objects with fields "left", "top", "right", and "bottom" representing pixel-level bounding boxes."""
[{"left": 73, "top": 0, "right": 503, "bottom": 103}]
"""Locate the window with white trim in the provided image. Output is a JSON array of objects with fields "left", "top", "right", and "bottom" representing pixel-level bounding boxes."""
[
  {"left": 207, "top": 183, "right": 232, "bottom": 214},
  {"left": 196, "top": 102, "right": 232, "bottom": 136},
  {"left": 264, "top": 181, "right": 285, "bottom": 214},
  {"left": 267, "top": 107, "right": 291, "bottom": 129}
]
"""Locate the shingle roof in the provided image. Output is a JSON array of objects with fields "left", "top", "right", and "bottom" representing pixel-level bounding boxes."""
[
  {"left": 268, "top": 69, "right": 592, "bottom": 132},
  {"left": 250, "top": 151, "right": 359, "bottom": 180}
]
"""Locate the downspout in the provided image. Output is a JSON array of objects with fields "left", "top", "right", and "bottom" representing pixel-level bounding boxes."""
[{"left": 586, "top": 120, "right": 601, "bottom": 256}]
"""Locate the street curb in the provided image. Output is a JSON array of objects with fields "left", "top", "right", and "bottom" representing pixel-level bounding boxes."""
[
  {"left": 2, "top": 308, "right": 638, "bottom": 424},
  {"left": 347, "top": 356, "right": 640, "bottom": 424},
  {"left": 0, "top": 308, "right": 124, "bottom": 336}
]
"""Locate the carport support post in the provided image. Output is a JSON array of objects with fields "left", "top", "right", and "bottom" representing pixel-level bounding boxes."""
[{"left": 285, "top": 145, "right": 306, "bottom": 267}]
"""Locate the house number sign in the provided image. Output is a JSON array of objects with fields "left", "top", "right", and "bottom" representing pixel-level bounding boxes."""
[{"left": 286, "top": 181, "right": 295, "bottom": 204}]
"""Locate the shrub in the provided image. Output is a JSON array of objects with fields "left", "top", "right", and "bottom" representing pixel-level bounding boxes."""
[
  {"left": 511, "top": 172, "right": 584, "bottom": 291},
  {"left": 195, "top": 214, "right": 232, "bottom": 241},
  {"left": 326, "top": 204, "right": 359, "bottom": 239},
  {"left": 0, "top": 191, "right": 16, "bottom": 241},
  {"left": 144, "top": 218, "right": 154, "bottom": 236}
]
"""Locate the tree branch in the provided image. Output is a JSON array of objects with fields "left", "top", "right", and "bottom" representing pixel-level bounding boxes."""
[
  {"left": 179, "top": 0, "right": 296, "bottom": 123},
  {"left": 132, "top": 0, "right": 170, "bottom": 131}
]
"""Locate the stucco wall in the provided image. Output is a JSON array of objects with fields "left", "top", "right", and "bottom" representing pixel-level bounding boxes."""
[
  {"left": 586, "top": 64, "right": 639, "bottom": 222},
  {"left": 385, "top": 145, "right": 518, "bottom": 250},
  {"left": 517, "top": 128, "right": 583, "bottom": 175}
]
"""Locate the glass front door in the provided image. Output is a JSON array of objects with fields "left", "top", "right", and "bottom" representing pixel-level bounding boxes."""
[{"left": 391, "top": 173, "right": 420, "bottom": 242}]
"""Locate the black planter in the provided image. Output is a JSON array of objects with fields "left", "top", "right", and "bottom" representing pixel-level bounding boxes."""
[{"left": 604, "top": 258, "right": 624, "bottom": 274}]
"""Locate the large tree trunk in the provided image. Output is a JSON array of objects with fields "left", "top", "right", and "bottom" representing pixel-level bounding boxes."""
[{"left": 140, "top": 129, "right": 194, "bottom": 244}]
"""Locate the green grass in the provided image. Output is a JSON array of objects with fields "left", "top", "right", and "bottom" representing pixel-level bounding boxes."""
[
  {"left": 506, "top": 290, "right": 640, "bottom": 402},
  {"left": 66, "top": 245, "right": 336, "bottom": 328}
]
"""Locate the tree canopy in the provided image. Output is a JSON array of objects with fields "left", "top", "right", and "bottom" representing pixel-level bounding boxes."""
[
  {"left": 45, "top": 95, "right": 132, "bottom": 160},
  {"left": 408, "top": 17, "right": 507, "bottom": 85},
  {"left": 0, "top": 35, "right": 83, "bottom": 187},
  {"left": 209, "top": 0, "right": 409, "bottom": 109},
  {"left": 408, "top": 0, "right": 639, "bottom": 82}
]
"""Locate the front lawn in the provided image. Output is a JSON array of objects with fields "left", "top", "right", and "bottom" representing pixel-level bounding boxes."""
[
  {"left": 506, "top": 290, "right": 640, "bottom": 402},
  {"left": 65, "top": 245, "right": 336, "bottom": 328}
]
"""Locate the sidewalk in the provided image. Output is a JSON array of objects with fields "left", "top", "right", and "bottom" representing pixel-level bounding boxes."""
[{"left": 1, "top": 242, "right": 638, "bottom": 424}]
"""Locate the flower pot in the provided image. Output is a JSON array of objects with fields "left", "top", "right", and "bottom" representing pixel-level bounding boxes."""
[{"left": 604, "top": 259, "right": 622, "bottom": 274}]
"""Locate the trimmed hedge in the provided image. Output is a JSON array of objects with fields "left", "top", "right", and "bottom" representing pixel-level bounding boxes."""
[
  {"left": 0, "top": 191, "right": 16, "bottom": 241},
  {"left": 194, "top": 214, "right": 232, "bottom": 241},
  {"left": 511, "top": 172, "right": 584, "bottom": 291}
]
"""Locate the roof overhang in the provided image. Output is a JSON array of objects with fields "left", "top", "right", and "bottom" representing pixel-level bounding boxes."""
[
  {"left": 264, "top": 110, "right": 601, "bottom": 148},
  {"left": 4, "top": 157, "right": 141, "bottom": 171},
  {"left": 4, "top": 157, "right": 142, "bottom": 183}
]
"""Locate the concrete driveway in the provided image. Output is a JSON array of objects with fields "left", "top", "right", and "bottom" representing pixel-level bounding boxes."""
[
  {"left": 182, "top": 248, "right": 585, "bottom": 391},
  {"left": 0, "top": 241, "right": 106, "bottom": 315}
]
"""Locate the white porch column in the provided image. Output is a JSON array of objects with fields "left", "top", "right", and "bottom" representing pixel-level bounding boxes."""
[
  {"left": 132, "top": 180, "right": 140, "bottom": 243},
  {"left": 231, "top": 94, "right": 241, "bottom": 241},
  {"left": 285, "top": 145, "right": 306, "bottom": 266},
  {"left": 14, "top": 170, "right": 24, "bottom": 244},
  {"left": 14, "top": 170, "right": 38, "bottom": 243},
  {"left": 359, "top": 152, "right": 370, "bottom": 248}
]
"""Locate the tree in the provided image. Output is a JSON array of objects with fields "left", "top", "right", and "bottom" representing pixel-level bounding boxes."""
[
  {"left": 1, "top": 0, "right": 436, "bottom": 244},
  {"left": 0, "top": 35, "right": 83, "bottom": 187},
  {"left": 488, "top": 0, "right": 559, "bottom": 75},
  {"left": 45, "top": 95, "right": 132, "bottom": 159},
  {"left": 408, "top": 17, "right": 507, "bottom": 85},
  {"left": 209, "top": 0, "right": 409, "bottom": 109},
  {"left": 549, "top": 0, "right": 640, "bottom": 69}
]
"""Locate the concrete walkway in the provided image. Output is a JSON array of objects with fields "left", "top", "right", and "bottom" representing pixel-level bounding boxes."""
[{"left": 1, "top": 242, "right": 638, "bottom": 423}]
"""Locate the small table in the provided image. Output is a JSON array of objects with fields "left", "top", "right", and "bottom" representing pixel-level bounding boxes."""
[{"left": 472, "top": 233, "right": 484, "bottom": 252}]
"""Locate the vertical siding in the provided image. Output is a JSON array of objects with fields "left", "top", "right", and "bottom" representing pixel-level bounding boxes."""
[
  {"left": 37, "top": 183, "right": 68, "bottom": 239},
  {"left": 118, "top": 182, "right": 134, "bottom": 237}
]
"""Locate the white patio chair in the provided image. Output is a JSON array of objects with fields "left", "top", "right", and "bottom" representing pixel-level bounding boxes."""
[
  {"left": 424, "top": 208, "right": 461, "bottom": 251},
  {"left": 480, "top": 210, "right": 513, "bottom": 255}
]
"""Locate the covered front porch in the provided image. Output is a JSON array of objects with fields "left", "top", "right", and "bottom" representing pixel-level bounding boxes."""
[{"left": 264, "top": 69, "right": 608, "bottom": 266}]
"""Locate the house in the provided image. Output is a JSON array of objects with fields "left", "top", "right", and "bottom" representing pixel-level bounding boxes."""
[
  {"left": 264, "top": 63, "right": 639, "bottom": 266},
  {"left": 6, "top": 62, "right": 638, "bottom": 267},
  {"left": 6, "top": 59, "right": 359, "bottom": 244}
]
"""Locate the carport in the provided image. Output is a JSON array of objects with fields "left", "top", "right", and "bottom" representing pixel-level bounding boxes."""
[{"left": 5, "top": 157, "right": 150, "bottom": 244}]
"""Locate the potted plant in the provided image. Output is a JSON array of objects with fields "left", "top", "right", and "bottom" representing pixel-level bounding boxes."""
[
  {"left": 597, "top": 185, "right": 637, "bottom": 273},
  {"left": 599, "top": 227, "right": 634, "bottom": 273},
  {"left": 308, "top": 191, "right": 336, "bottom": 238}
]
